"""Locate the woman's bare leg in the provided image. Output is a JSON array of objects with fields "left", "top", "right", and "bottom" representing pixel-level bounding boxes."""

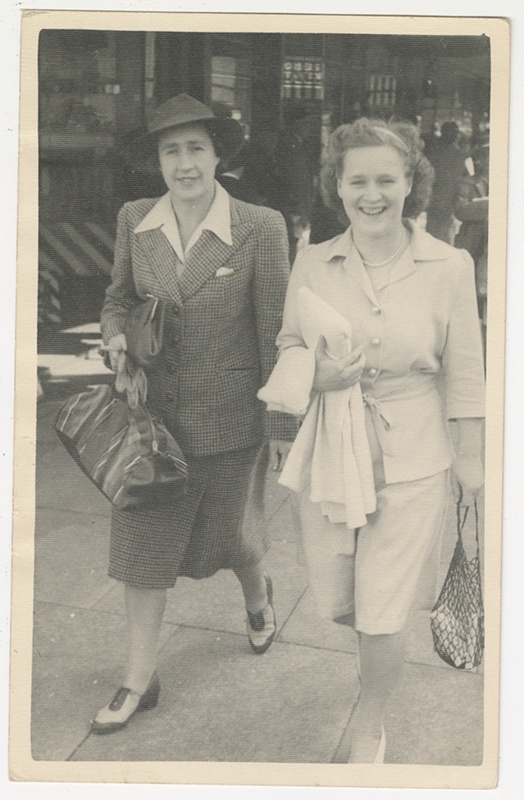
[
  {"left": 348, "top": 629, "right": 406, "bottom": 763},
  {"left": 123, "top": 584, "right": 167, "bottom": 693},
  {"left": 234, "top": 561, "right": 268, "bottom": 613},
  {"left": 93, "top": 584, "right": 167, "bottom": 726}
]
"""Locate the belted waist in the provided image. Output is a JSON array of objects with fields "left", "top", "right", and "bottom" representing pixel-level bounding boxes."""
[
  {"left": 361, "top": 374, "right": 439, "bottom": 457},
  {"left": 361, "top": 372, "right": 437, "bottom": 401}
]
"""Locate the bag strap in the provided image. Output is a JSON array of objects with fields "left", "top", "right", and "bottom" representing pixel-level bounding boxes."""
[{"left": 456, "top": 489, "right": 480, "bottom": 550}]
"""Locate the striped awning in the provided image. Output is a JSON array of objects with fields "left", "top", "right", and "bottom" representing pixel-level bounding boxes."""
[{"left": 39, "top": 221, "right": 116, "bottom": 278}]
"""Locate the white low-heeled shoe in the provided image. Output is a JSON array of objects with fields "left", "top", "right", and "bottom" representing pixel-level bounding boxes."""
[{"left": 90, "top": 671, "right": 160, "bottom": 734}]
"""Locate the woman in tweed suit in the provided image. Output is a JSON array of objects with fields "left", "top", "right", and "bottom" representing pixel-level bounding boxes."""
[
  {"left": 92, "top": 95, "right": 296, "bottom": 734},
  {"left": 273, "top": 118, "right": 485, "bottom": 761}
]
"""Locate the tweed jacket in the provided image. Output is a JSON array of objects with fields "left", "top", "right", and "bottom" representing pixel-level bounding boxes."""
[
  {"left": 276, "top": 222, "right": 485, "bottom": 484},
  {"left": 101, "top": 193, "right": 297, "bottom": 457}
]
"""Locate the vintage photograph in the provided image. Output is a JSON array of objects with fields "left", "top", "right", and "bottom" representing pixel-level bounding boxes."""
[{"left": 10, "top": 9, "right": 509, "bottom": 789}]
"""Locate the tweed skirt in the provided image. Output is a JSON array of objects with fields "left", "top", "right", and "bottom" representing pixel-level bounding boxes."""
[{"left": 108, "top": 442, "right": 270, "bottom": 588}]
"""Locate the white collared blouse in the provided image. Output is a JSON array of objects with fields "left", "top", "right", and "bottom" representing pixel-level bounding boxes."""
[
  {"left": 276, "top": 222, "right": 485, "bottom": 484},
  {"left": 133, "top": 180, "right": 233, "bottom": 270}
]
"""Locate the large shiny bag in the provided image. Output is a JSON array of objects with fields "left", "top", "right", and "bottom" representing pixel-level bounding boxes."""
[
  {"left": 124, "top": 294, "right": 167, "bottom": 368},
  {"left": 54, "top": 384, "right": 187, "bottom": 510}
]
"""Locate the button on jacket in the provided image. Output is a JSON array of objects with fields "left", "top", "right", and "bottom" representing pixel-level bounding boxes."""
[
  {"left": 276, "top": 222, "right": 485, "bottom": 484},
  {"left": 101, "top": 187, "right": 296, "bottom": 457}
]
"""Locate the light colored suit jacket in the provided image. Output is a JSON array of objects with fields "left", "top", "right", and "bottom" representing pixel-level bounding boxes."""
[
  {"left": 277, "top": 222, "right": 485, "bottom": 484},
  {"left": 101, "top": 195, "right": 297, "bottom": 457}
]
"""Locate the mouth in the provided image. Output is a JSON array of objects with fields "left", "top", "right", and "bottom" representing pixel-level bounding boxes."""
[
  {"left": 360, "top": 206, "right": 387, "bottom": 216},
  {"left": 177, "top": 176, "right": 200, "bottom": 186}
]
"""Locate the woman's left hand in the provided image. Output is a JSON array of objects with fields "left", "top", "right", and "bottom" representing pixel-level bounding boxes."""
[
  {"left": 450, "top": 454, "right": 484, "bottom": 506},
  {"left": 269, "top": 440, "right": 293, "bottom": 472}
]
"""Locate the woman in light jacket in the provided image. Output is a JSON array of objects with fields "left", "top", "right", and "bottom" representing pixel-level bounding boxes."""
[
  {"left": 276, "top": 118, "right": 485, "bottom": 762},
  {"left": 93, "top": 95, "right": 296, "bottom": 734}
]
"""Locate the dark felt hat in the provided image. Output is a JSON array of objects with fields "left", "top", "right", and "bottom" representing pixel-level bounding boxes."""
[{"left": 129, "top": 94, "right": 245, "bottom": 163}]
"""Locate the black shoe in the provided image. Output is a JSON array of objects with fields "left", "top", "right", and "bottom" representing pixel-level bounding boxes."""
[
  {"left": 90, "top": 671, "right": 160, "bottom": 734},
  {"left": 246, "top": 575, "right": 276, "bottom": 655}
]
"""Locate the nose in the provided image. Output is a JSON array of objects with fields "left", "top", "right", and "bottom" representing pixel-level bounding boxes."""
[
  {"left": 362, "top": 181, "right": 382, "bottom": 202},
  {"left": 177, "top": 148, "right": 195, "bottom": 172}
]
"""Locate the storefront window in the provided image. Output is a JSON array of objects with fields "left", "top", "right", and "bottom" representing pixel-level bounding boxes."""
[
  {"left": 281, "top": 57, "right": 324, "bottom": 102},
  {"left": 210, "top": 38, "right": 251, "bottom": 137},
  {"left": 367, "top": 75, "right": 397, "bottom": 109},
  {"left": 39, "top": 30, "right": 120, "bottom": 140}
]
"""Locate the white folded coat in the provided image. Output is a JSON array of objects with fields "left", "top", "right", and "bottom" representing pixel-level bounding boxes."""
[{"left": 258, "top": 287, "right": 376, "bottom": 529}]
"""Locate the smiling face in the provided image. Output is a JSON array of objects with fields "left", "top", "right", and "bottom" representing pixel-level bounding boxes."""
[
  {"left": 158, "top": 123, "right": 220, "bottom": 208},
  {"left": 337, "top": 145, "right": 412, "bottom": 240}
]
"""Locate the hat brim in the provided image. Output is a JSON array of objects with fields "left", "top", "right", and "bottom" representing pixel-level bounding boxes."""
[{"left": 127, "top": 115, "right": 245, "bottom": 165}]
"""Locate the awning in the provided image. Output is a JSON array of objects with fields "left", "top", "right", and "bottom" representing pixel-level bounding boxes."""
[{"left": 39, "top": 221, "right": 116, "bottom": 278}]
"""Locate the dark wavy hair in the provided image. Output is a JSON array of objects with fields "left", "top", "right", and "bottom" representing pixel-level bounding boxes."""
[{"left": 321, "top": 118, "right": 434, "bottom": 224}]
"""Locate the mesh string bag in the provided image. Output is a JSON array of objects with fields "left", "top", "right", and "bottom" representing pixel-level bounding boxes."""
[{"left": 430, "top": 499, "right": 484, "bottom": 670}]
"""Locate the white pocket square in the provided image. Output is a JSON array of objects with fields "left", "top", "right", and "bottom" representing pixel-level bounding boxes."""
[{"left": 215, "top": 267, "right": 235, "bottom": 277}]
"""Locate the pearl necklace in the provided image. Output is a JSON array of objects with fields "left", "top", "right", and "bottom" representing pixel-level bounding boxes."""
[{"left": 360, "top": 229, "right": 406, "bottom": 268}]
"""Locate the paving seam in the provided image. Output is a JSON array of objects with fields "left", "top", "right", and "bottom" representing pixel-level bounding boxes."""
[
  {"left": 261, "top": 493, "right": 290, "bottom": 526},
  {"left": 331, "top": 689, "right": 360, "bottom": 763},
  {"left": 66, "top": 732, "right": 95, "bottom": 761},
  {"left": 405, "top": 656, "right": 484, "bottom": 675},
  {"left": 157, "top": 623, "right": 362, "bottom": 657},
  {"left": 274, "top": 586, "right": 308, "bottom": 642}
]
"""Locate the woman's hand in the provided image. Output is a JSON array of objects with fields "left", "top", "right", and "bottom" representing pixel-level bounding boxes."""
[
  {"left": 313, "top": 336, "right": 366, "bottom": 393},
  {"left": 451, "top": 418, "right": 484, "bottom": 506},
  {"left": 269, "top": 440, "right": 293, "bottom": 472},
  {"left": 450, "top": 453, "right": 484, "bottom": 506},
  {"left": 104, "top": 333, "right": 127, "bottom": 373}
]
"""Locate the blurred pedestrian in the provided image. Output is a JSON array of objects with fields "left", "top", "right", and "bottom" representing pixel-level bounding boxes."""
[
  {"left": 426, "top": 121, "right": 469, "bottom": 243},
  {"left": 454, "top": 140, "right": 489, "bottom": 345},
  {"left": 266, "top": 108, "right": 320, "bottom": 262},
  {"left": 217, "top": 141, "right": 269, "bottom": 205}
]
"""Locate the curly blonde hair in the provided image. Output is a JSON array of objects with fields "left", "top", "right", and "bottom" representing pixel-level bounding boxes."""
[{"left": 321, "top": 118, "right": 434, "bottom": 224}]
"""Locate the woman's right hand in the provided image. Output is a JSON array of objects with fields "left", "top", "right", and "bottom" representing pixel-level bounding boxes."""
[
  {"left": 312, "top": 336, "right": 366, "bottom": 392},
  {"left": 106, "top": 333, "right": 127, "bottom": 373}
]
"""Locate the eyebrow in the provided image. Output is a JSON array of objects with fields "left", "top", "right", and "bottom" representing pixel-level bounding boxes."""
[
  {"left": 347, "top": 172, "right": 396, "bottom": 179},
  {"left": 160, "top": 137, "right": 208, "bottom": 149}
]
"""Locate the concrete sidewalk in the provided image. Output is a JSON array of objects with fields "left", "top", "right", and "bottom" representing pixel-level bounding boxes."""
[{"left": 32, "top": 381, "right": 483, "bottom": 765}]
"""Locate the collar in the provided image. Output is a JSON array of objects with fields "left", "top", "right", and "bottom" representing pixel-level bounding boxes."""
[
  {"left": 317, "top": 219, "right": 453, "bottom": 304},
  {"left": 134, "top": 180, "right": 232, "bottom": 262},
  {"left": 320, "top": 219, "right": 451, "bottom": 264}
]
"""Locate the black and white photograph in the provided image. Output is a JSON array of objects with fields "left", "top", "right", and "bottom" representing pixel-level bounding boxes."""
[{"left": 7, "top": 6, "right": 513, "bottom": 791}]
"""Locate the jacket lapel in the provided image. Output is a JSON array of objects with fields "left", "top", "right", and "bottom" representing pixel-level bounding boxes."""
[
  {"left": 177, "top": 202, "right": 254, "bottom": 301},
  {"left": 135, "top": 228, "right": 183, "bottom": 308}
]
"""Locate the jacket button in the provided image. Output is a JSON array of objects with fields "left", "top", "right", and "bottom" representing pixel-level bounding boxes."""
[
  {"left": 165, "top": 391, "right": 176, "bottom": 401},
  {"left": 166, "top": 363, "right": 176, "bottom": 374},
  {"left": 371, "top": 337, "right": 381, "bottom": 346},
  {"left": 368, "top": 367, "right": 378, "bottom": 377},
  {"left": 372, "top": 306, "right": 381, "bottom": 315}
]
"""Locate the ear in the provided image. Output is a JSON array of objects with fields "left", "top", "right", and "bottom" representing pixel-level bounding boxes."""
[
  {"left": 405, "top": 178, "right": 413, "bottom": 197},
  {"left": 336, "top": 178, "right": 343, "bottom": 199}
]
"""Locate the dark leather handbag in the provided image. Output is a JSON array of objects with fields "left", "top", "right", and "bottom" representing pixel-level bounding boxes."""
[
  {"left": 430, "top": 499, "right": 484, "bottom": 670},
  {"left": 124, "top": 294, "right": 167, "bottom": 368},
  {"left": 55, "top": 384, "right": 187, "bottom": 510}
]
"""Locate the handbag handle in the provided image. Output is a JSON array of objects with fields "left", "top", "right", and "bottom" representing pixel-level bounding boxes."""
[{"left": 455, "top": 489, "right": 480, "bottom": 550}]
